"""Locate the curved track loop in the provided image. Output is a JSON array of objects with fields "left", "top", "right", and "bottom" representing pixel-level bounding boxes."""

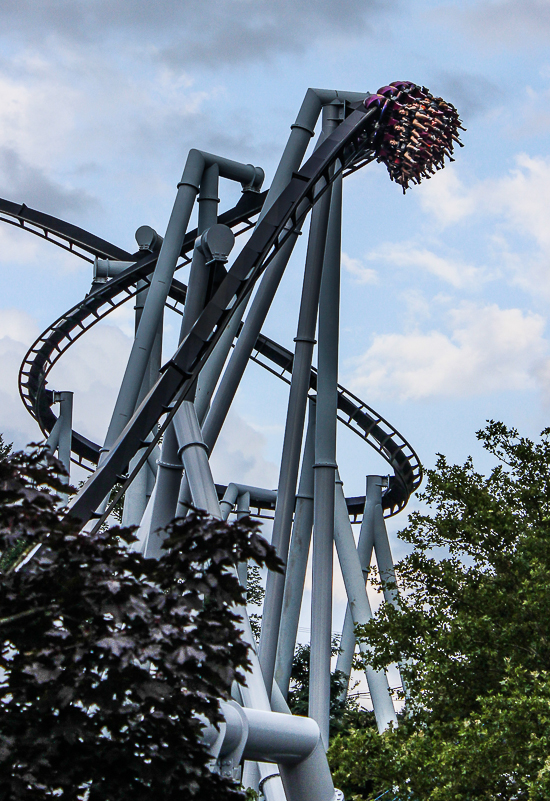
[
  {"left": 7, "top": 103, "right": 421, "bottom": 520},
  {"left": 13, "top": 190, "right": 267, "bottom": 470}
]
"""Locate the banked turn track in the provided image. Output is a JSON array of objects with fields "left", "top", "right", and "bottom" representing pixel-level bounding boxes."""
[{"left": 3, "top": 101, "right": 422, "bottom": 525}]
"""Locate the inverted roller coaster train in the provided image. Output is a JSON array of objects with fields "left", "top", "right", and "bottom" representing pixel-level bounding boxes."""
[{"left": 3, "top": 82, "right": 463, "bottom": 801}]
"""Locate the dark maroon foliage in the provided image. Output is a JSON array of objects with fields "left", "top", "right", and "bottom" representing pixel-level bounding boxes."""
[{"left": 0, "top": 447, "right": 281, "bottom": 800}]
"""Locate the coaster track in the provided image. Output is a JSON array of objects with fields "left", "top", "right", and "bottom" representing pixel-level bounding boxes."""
[{"left": 4, "top": 102, "right": 421, "bottom": 520}]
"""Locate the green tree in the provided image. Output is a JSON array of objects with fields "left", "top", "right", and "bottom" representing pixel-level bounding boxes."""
[
  {"left": 0, "top": 445, "right": 281, "bottom": 800},
  {"left": 287, "top": 642, "right": 375, "bottom": 738},
  {"left": 0, "top": 432, "right": 12, "bottom": 460},
  {"left": 328, "top": 422, "right": 550, "bottom": 801}
]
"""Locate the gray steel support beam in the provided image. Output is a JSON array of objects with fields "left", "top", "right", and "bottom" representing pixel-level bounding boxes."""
[
  {"left": 335, "top": 476, "right": 389, "bottom": 698},
  {"left": 203, "top": 703, "right": 336, "bottom": 801},
  {"left": 142, "top": 425, "right": 183, "bottom": 556},
  {"left": 174, "top": 307, "right": 246, "bottom": 519},
  {"left": 259, "top": 163, "right": 334, "bottom": 700},
  {"left": 122, "top": 279, "right": 162, "bottom": 529},
  {"left": 144, "top": 404, "right": 288, "bottom": 801},
  {"left": 368, "top": 476, "right": 396, "bottom": 606},
  {"left": 309, "top": 109, "right": 342, "bottom": 743},
  {"left": 335, "top": 605, "right": 355, "bottom": 702},
  {"left": 198, "top": 162, "right": 220, "bottom": 233},
  {"left": 220, "top": 483, "right": 240, "bottom": 521},
  {"left": 236, "top": 491, "right": 251, "bottom": 588},
  {"left": 101, "top": 150, "right": 263, "bottom": 458},
  {"left": 333, "top": 475, "right": 397, "bottom": 732},
  {"left": 101, "top": 163, "right": 199, "bottom": 455},
  {"left": 46, "top": 391, "right": 73, "bottom": 505},
  {"left": 200, "top": 89, "right": 349, "bottom": 460},
  {"left": 275, "top": 400, "right": 316, "bottom": 698},
  {"left": 54, "top": 391, "right": 73, "bottom": 482},
  {"left": 369, "top": 476, "right": 408, "bottom": 699},
  {"left": 173, "top": 402, "right": 221, "bottom": 518},
  {"left": 137, "top": 180, "right": 236, "bottom": 536},
  {"left": 144, "top": 225, "right": 234, "bottom": 529},
  {"left": 335, "top": 483, "right": 376, "bottom": 696},
  {"left": 258, "top": 87, "right": 367, "bottom": 223},
  {"left": 200, "top": 233, "right": 298, "bottom": 454}
]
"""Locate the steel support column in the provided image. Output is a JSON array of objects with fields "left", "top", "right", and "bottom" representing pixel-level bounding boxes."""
[
  {"left": 333, "top": 475, "right": 397, "bottom": 732},
  {"left": 275, "top": 400, "right": 316, "bottom": 698},
  {"left": 259, "top": 113, "right": 336, "bottom": 698},
  {"left": 309, "top": 116, "right": 343, "bottom": 743}
]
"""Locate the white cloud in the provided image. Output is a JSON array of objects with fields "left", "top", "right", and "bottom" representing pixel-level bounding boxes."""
[
  {"left": 364, "top": 241, "right": 487, "bottom": 289},
  {"left": 342, "top": 252, "right": 378, "bottom": 285},
  {"left": 0, "top": 309, "right": 41, "bottom": 446},
  {"left": 0, "top": 0, "right": 395, "bottom": 67},
  {"left": 488, "top": 154, "right": 550, "bottom": 250},
  {"left": 420, "top": 154, "right": 550, "bottom": 246},
  {"left": 437, "top": 0, "right": 550, "bottom": 49},
  {"left": 416, "top": 154, "right": 550, "bottom": 298},
  {"left": 0, "top": 306, "right": 134, "bottom": 449},
  {"left": 417, "top": 168, "right": 477, "bottom": 226},
  {"left": 209, "top": 408, "right": 279, "bottom": 490},
  {"left": 348, "top": 303, "right": 549, "bottom": 401}
]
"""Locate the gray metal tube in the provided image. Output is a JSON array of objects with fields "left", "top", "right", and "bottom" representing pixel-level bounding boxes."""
[
  {"left": 258, "top": 87, "right": 367, "bottom": 223},
  {"left": 149, "top": 407, "right": 287, "bottom": 801},
  {"left": 174, "top": 295, "right": 247, "bottom": 519},
  {"left": 309, "top": 117, "right": 342, "bottom": 743},
  {"left": 237, "top": 598, "right": 287, "bottom": 801},
  {"left": 201, "top": 233, "right": 298, "bottom": 453},
  {"left": 54, "top": 391, "right": 73, "bottom": 480},
  {"left": 102, "top": 149, "right": 262, "bottom": 455},
  {"left": 200, "top": 89, "right": 338, "bottom": 456},
  {"left": 47, "top": 391, "right": 73, "bottom": 505},
  {"left": 102, "top": 169, "right": 199, "bottom": 454},
  {"left": 205, "top": 701, "right": 335, "bottom": 801},
  {"left": 280, "top": 735, "right": 336, "bottom": 801},
  {"left": 197, "top": 162, "right": 219, "bottom": 233},
  {"left": 259, "top": 175, "right": 333, "bottom": 698},
  {"left": 220, "top": 483, "right": 240, "bottom": 521},
  {"left": 93, "top": 258, "right": 135, "bottom": 280},
  {"left": 139, "top": 175, "right": 223, "bottom": 533},
  {"left": 370, "top": 477, "right": 408, "bottom": 698},
  {"left": 136, "top": 427, "right": 183, "bottom": 559},
  {"left": 335, "top": 476, "right": 378, "bottom": 693},
  {"left": 257, "top": 89, "right": 321, "bottom": 223},
  {"left": 369, "top": 477, "right": 397, "bottom": 605},
  {"left": 174, "top": 92, "right": 326, "bottom": 520},
  {"left": 147, "top": 426, "right": 183, "bottom": 530},
  {"left": 170, "top": 407, "right": 287, "bottom": 801},
  {"left": 333, "top": 476, "right": 397, "bottom": 732},
  {"left": 335, "top": 605, "right": 355, "bottom": 700},
  {"left": 173, "top": 402, "right": 221, "bottom": 518},
  {"left": 236, "top": 491, "right": 251, "bottom": 588},
  {"left": 275, "top": 400, "right": 316, "bottom": 697},
  {"left": 143, "top": 182, "right": 235, "bottom": 532},
  {"left": 213, "top": 703, "right": 319, "bottom": 764},
  {"left": 237, "top": 491, "right": 251, "bottom": 520},
  {"left": 181, "top": 224, "right": 235, "bottom": 343},
  {"left": 122, "top": 281, "right": 162, "bottom": 529}
]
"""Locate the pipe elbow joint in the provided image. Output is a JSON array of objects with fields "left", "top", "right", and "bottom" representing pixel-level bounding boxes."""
[{"left": 241, "top": 163, "right": 265, "bottom": 193}]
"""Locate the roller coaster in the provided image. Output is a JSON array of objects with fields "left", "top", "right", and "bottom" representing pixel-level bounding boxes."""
[{"left": 2, "top": 83, "right": 463, "bottom": 800}]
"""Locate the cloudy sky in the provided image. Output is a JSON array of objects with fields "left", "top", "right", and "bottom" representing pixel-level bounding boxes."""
[{"left": 1, "top": 0, "right": 550, "bottom": 574}]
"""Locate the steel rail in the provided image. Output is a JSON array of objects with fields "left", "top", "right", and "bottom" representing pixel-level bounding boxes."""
[{"left": 7, "top": 102, "right": 420, "bottom": 519}]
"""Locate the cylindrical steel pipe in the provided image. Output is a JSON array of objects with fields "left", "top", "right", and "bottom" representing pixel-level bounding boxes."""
[
  {"left": 309, "top": 113, "right": 343, "bottom": 743},
  {"left": 275, "top": 400, "right": 316, "bottom": 697},
  {"left": 259, "top": 173, "right": 334, "bottom": 698},
  {"left": 333, "top": 476, "right": 397, "bottom": 732}
]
